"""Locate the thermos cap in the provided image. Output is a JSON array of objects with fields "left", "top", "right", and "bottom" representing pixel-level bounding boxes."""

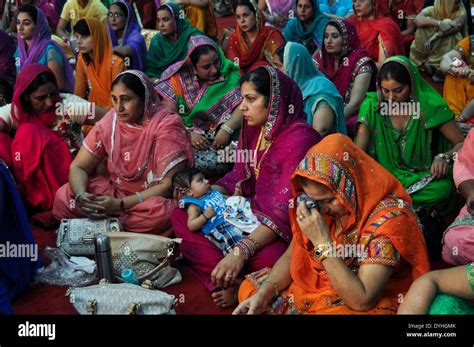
[{"left": 95, "top": 234, "right": 111, "bottom": 252}]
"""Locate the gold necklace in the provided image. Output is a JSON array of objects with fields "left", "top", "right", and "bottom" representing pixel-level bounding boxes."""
[{"left": 253, "top": 127, "right": 271, "bottom": 180}]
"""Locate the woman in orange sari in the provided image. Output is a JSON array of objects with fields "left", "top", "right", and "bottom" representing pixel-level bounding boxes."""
[
  {"left": 177, "top": 0, "right": 218, "bottom": 41},
  {"left": 226, "top": 0, "right": 285, "bottom": 73},
  {"left": 234, "top": 134, "right": 430, "bottom": 314},
  {"left": 74, "top": 17, "right": 124, "bottom": 109}
]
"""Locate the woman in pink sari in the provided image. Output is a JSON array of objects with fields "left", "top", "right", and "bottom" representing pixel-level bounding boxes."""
[
  {"left": 53, "top": 70, "right": 194, "bottom": 235},
  {"left": 350, "top": 0, "right": 403, "bottom": 68},
  {"left": 313, "top": 18, "right": 375, "bottom": 136},
  {"left": 3, "top": 64, "right": 72, "bottom": 211},
  {"left": 171, "top": 66, "right": 321, "bottom": 307},
  {"left": 442, "top": 129, "right": 474, "bottom": 265}
]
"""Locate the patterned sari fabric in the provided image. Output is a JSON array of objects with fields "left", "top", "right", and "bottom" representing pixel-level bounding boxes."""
[
  {"left": 109, "top": 0, "right": 147, "bottom": 71},
  {"left": 443, "top": 36, "right": 474, "bottom": 123},
  {"left": 349, "top": 0, "right": 404, "bottom": 62},
  {"left": 357, "top": 56, "right": 456, "bottom": 210},
  {"left": 156, "top": 35, "right": 242, "bottom": 176},
  {"left": 283, "top": 0, "right": 329, "bottom": 54},
  {"left": 53, "top": 70, "right": 194, "bottom": 234},
  {"left": 313, "top": 19, "right": 376, "bottom": 133},
  {"left": 442, "top": 129, "right": 474, "bottom": 266},
  {"left": 184, "top": 3, "right": 217, "bottom": 40},
  {"left": 239, "top": 134, "right": 430, "bottom": 314},
  {"left": 409, "top": 0, "right": 468, "bottom": 70},
  {"left": 226, "top": 0, "right": 285, "bottom": 73}
]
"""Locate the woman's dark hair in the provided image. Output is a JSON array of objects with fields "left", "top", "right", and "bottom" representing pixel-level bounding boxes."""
[
  {"left": 18, "top": 4, "right": 38, "bottom": 23},
  {"left": 240, "top": 66, "right": 271, "bottom": 106},
  {"left": 190, "top": 44, "right": 218, "bottom": 66},
  {"left": 295, "top": 0, "right": 314, "bottom": 11},
  {"left": 235, "top": 0, "right": 256, "bottom": 15},
  {"left": 157, "top": 4, "right": 173, "bottom": 16},
  {"left": 377, "top": 61, "right": 411, "bottom": 88},
  {"left": 112, "top": 73, "right": 146, "bottom": 103},
  {"left": 172, "top": 168, "right": 202, "bottom": 190},
  {"left": 0, "top": 78, "right": 14, "bottom": 105},
  {"left": 110, "top": 1, "right": 128, "bottom": 16},
  {"left": 73, "top": 18, "right": 91, "bottom": 36},
  {"left": 275, "top": 45, "right": 285, "bottom": 65},
  {"left": 20, "top": 71, "right": 57, "bottom": 113}
]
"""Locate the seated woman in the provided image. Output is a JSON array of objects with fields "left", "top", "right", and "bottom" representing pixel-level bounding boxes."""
[
  {"left": 226, "top": 0, "right": 285, "bottom": 74},
  {"left": 283, "top": 0, "right": 329, "bottom": 54},
  {"left": 156, "top": 35, "right": 243, "bottom": 177},
  {"left": 177, "top": 0, "right": 217, "bottom": 41},
  {"left": 108, "top": 1, "right": 146, "bottom": 71},
  {"left": 171, "top": 66, "right": 320, "bottom": 307},
  {"left": 314, "top": 19, "right": 375, "bottom": 136},
  {"left": 234, "top": 134, "right": 430, "bottom": 314},
  {"left": 318, "top": 0, "right": 353, "bottom": 18},
  {"left": 0, "top": 64, "right": 73, "bottom": 211},
  {"left": 398, "top": 263, "right": 474, "bottom": 314},
  {"left": 74, "top": 18, "right": 125, "bottom": 109},
  {"left": 145, "top": 3, "right": 202, "bottom": 81},
  {"left": 356, "top": 56, "right": 464, "bottom": 213},
  {"left": 442, "top": 129, "right": 474, "bottom": 266},
  {"left": 15, "top": 4, "right": 74, "bottom": 92},
  {"left": 53, "top": 70, "right": 194, "bottom": 234},
  {"left": 274, "top": 42, "right": 346, "bottom": 137},
  {"left": 439, "top": 35, "right": 474, "bottom": 137},
  {"left": 388, "top": 0, "right": 417, "bottom": 54},
  {"left": 350, "top": 0, "right": 404, "bottom": 69},
  {"left": 258, "top": 0, "right": 295, "bottom": 32},
  {"left": 410, "top": 0, "right": 468, "bottom": 82},
  {"left": 56, "top": 0, "right": 108, "bottom": 40}
]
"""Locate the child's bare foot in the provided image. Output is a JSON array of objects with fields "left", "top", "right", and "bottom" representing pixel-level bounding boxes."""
[{"left": 211, "top": 279, "right": 242, "bottom": 308}]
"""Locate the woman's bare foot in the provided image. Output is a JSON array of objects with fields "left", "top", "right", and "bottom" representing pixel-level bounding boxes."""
[{"left": 211, "top": 279, "right": 243, "bottom": 308}]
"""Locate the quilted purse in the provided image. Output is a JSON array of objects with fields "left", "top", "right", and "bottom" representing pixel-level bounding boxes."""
[
  {"left": 67, "top": 280, "right": 176, "bottom": 315},
  {"left": 108, "top": 232, "right": 183, "bottom": 289},
  {"left": 56, "top": 218, "right": 122, "bottom": 256}
]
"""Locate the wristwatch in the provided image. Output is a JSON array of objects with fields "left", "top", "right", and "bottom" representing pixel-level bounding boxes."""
[{"left": 435, "top": 153, "right": 451, "bottom": 164}]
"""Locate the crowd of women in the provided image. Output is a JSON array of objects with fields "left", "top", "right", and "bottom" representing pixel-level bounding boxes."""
[{"left": 0, "top": 0, "right": 473, "bottom": 315}]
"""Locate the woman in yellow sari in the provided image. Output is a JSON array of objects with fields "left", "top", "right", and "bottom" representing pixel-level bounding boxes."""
[
  {"left": 176, "top": 0, "right": 218, "bottom": 41},
  {"left": 440, "top": 35, "right": 474, "bottom": 136},
  {"left": 234, "top": 134, "right": 430, "bottom": 314},
  {"left": 409, "top": 0, "right": 468, "bottom": 82}
]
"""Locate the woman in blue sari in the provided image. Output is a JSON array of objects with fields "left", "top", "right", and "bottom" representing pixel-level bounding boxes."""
[
  {"left": 274, "top": 42, "right": 346, "bottom": 137},
  {"left": 283, "top": 0, "right": 329, "bottom": 54},
  {"left": 108, "top": 0, "right": 147, "bottom": 71}
]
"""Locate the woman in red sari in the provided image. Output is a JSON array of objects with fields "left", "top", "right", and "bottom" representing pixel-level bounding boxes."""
[
  {"left": 171, "top": 66, "right": 320, "bottom": 307},
  {"left": 350, "top": 0, "right": 404, "bottom": 68},
  {"left": 226, "top": 0, "right": 285, "bottom": 73},
  {"left": 3, "top": 64, "right": 72, "bottom": 211}
]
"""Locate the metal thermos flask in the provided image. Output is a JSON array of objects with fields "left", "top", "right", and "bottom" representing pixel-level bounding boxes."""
[{"left": 95, "top": 234, "right": 114, "bottom": 282}]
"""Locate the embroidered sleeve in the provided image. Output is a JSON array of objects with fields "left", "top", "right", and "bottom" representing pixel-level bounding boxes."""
[
  {"left": 360, "top": 235, "right": 400, "bottom": 267},
  {"left": 83, "top": 126, "right": 106, "bottom": 160},
  {"left": 356, "top": 61, "right": 374, "bottom": 77},
  {"left": 467, "top": 263, "right": 474, "bottom": 293},
  {"left": 453, "top": 45, "right": 466, "bottom": 60}
]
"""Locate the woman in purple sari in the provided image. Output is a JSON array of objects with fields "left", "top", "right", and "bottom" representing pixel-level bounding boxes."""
[
  {"left": 171, "top": 66, "right": 321, "bottom": 307},
  {"left": 313, "top": 18, "right": 375, "bottom": 137},
  {"left": 15, "top": 4, "right": 74, "bottom": 93},
  {"left": 108, "top": 0, "right": 147, "bottom": 71}
]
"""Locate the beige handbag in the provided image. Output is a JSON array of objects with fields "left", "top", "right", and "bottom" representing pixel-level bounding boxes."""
[
  {"left": 67, "top": 280, "right": 176, "bottom": 315},
  {"left": 109, "top": 232, "right": 183, "bottom": 289}
]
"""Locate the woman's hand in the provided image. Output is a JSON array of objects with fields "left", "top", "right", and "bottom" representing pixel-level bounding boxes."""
[
  {"left": 438, "top": 20, "right": 452, "bottom": 33},
  {"left": 296, "top": 200, "right": 331, "bottom": 246},
  {"left": 93, "top": 195, "right": 122, "bottom": 216},
  {"left": 211, "top": 250, "right": 245, "bottom": 289},
  {"left": 431, "top": 156, "right": 449, "bottom": 179},
  {"left": 190, "top": 132, "right": 211, "bottom": 151},
  {"left": 77, "top": 193, "right": 107, "bottom": 219},
  {"left": 466, "top": 192, "right": 474, "bottom": 215},
  {"left": 232, "top": 290, "right": 270, "bottom": 315},
  {"left": 233, "top": 185, "right": 243, "bottom": 197},
  {"left": 212, "top": 128, "right": 231, "bottom": 150}
]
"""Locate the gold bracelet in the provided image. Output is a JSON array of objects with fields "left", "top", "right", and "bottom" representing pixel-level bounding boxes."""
[{"left": 263, "top": 280, "right": 279, "bottom": 298}]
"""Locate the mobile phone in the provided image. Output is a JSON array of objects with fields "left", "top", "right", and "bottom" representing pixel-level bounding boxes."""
[{"left": 296, "top": 193, "right": 320, "bottom": 211}]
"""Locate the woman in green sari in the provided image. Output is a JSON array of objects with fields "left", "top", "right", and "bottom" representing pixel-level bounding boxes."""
[
  {"left": 356, "top": 56, "right": 464, "bottom": 212},
  {"left": 156, "top": 35, "right": 243, "bottom": 176},
  {"left": 145, "top": 3, "right": 202, "bottom": 81}
]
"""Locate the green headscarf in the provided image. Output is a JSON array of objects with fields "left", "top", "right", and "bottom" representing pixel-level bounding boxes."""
[
  {"left": 157, "top": 35, "right": 242, "bottom": 129},
  {"left": 144, "top": 3, "right": 202, "bottom": 78}
]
